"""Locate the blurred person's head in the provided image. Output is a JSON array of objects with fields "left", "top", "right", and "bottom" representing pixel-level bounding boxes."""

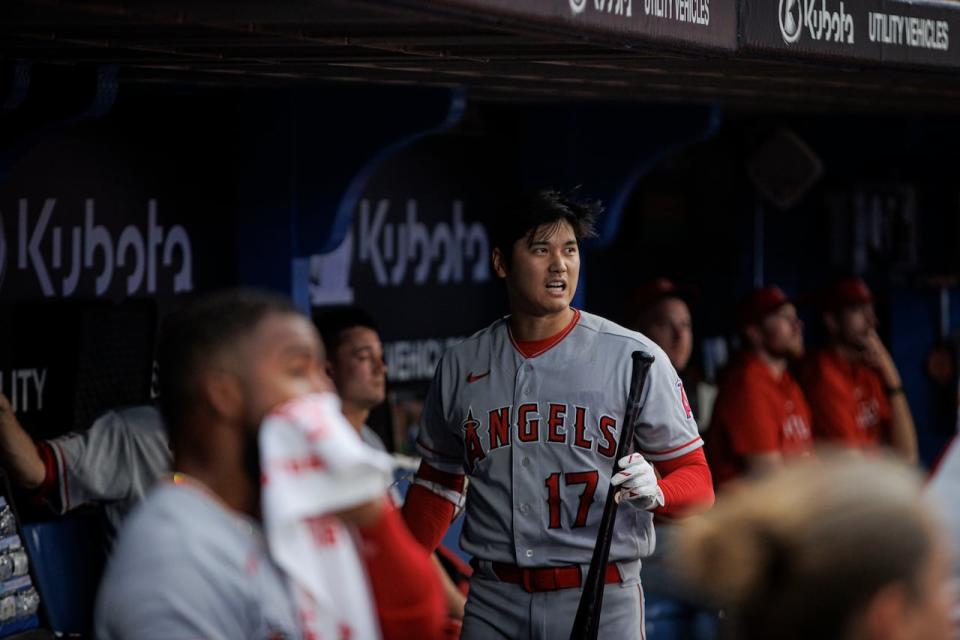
[
  {"left": 490, "top": 190, "right": 598, "bottom": 318},
  {"left": 157, "top": 289, "right": 330, "bottom": 502},
  {"left": 738, "top": 286, "right": 805, "bottom": 362},
  {"left": 314, "top": 307, "right": 386, "bottom": 422},
  {"left": 821, "top": 278, "right": 877, "bottom": 353},
  {"left": 679, "top": 455, "right": 953, "bottom": 640},
  {"left": 626, "top": 278, "right": 693, "bottom": 371}
]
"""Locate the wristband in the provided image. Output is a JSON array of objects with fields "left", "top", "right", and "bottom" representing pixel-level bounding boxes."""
[{"left": 886, "top": 385, "right": 905, "bottom": 397}]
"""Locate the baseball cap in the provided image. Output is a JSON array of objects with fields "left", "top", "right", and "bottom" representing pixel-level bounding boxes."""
[
  {"left": 737, "top": 285, "right": 791, "bottom": 328},
  {"left": 821, "top": 278, "right": 873, "bottom": 311},
  {"left": 623, "top": 278, "right": 691, "bottom": 323}
]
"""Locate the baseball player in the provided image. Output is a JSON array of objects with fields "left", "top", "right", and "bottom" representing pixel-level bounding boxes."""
[
  {"left": 315, "top": 305, "right": 470, "bottom": 623},
  {"left": 799, "top": 278, "right": 918, "bottom": 463},
  {"left": 401, "top": 191, "right": 714, "bottom": 639},
  {"left": 96, "top": 289, "right": 446, "bottom": 640},
  {"left": 0, "top": 393, "right": 169, "bottom": 544},
  {"left": 705, "top": 286, "right": 813, "bottom": 487}
]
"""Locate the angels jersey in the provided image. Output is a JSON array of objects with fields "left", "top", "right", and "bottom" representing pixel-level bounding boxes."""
[{"left": 417, "top": 309, "right": 702, "bottom": 567}]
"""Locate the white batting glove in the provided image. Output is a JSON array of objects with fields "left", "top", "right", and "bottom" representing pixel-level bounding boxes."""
[{"left": 611, "top": 453, "right": 664, "bottom": 511}]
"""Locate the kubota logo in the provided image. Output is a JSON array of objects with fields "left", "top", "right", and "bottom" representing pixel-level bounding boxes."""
[
  {"left": 779, "top": 0, "right": 803, "bottom": 43},
  {"left": 778, "top": 0, "right": 854, "bottom": 45}
]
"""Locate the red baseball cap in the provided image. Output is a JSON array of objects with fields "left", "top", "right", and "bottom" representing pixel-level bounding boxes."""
[
  {"left": 821, "top": 277, "right": 873, "bottom": 311},
  {"left": 629, "top": 278, "right": 682, "bottom": 311},
  {"left": 737, "top": 285, "right": 791, "bottom": 328}
]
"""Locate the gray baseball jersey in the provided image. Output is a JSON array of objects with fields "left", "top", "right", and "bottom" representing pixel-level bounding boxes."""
[
  {"left": 47, "top": 405, "right": 171, "bottom": 540},
  {"left": 417, "top": 310, "right": 702, "bottom": 567},
  {"left": 95, "top": 482, "right": 299, "bottom": 640}
]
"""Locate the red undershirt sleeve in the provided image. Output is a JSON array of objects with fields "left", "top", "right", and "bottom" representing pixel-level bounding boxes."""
[
  {"left": 401, "top": 462, "right": 464, "bottom": 552},
  {"left": 357, "top": 501, "right": 446, "bottom": 640},
  {"left": 34, "top": 442, "right": 60, "bottom": 496},
  {"left": 653, "top": 448, "right": 714, "bottom": 518}
]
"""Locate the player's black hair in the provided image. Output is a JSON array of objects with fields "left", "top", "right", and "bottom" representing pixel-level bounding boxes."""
[
  {"left": 312, "top": 306, "right": 379, "bottom": 357},
  {"left": 490, "top": 189, "right": 601, "bottom": 268},
  {"left": 156, "top": 289, "right": 299, "bottom": 439}
]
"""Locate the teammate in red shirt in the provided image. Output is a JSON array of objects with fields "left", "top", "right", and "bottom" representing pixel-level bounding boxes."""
[
  {"left": 706, "top": 286, "right": 813, "bottom": 487},
  {"left": 799, "top": 278, "right": 918, "bottom": 463}
]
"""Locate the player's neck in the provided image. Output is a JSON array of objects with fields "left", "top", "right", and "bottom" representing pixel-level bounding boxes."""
[
  {"left": 831, "top": 341, "right": 862, "bottom": 364},
  {"left": 341, "top": 403, "right": 369, "bottom": 434},
  {"left": 509, "top": 307, "right": 575, "bottom": 342},
  {"left": 754, "top": 349, "right": 787, "bottom": 378},
  {"left": 175, "top": 422, "right": 260, "bottom": 518}
]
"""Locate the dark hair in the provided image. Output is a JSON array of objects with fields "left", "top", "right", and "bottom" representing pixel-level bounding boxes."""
[
  {"left": 157, "top": 289, "right": 299, "bottom": 439},
  {"left": 312, "top": 306, "right": 379, "bottom": 357},
  {"left": 490, "top": 189, "right": 600, "bottom": 267}
]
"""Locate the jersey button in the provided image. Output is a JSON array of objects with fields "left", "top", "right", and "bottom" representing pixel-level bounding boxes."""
[
  {"left": 521, "top": 456, "right": 530, "bottom": 466},
  {"left": 519, "top": 503, "right": 530, "bottom": 515},
  {"left": 525, "top": 549, "right": 534, "bottom": 558}
]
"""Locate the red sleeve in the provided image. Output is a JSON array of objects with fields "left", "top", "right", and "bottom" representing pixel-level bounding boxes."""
[
  {"left": 401, "top": 462, "right": 463, "bottom": 552},
  {"left": 653, "top": 448, "right": 714, "bottom": 518},
  {"left": 34, "top": 442, "right": 60, "bottom": 496},
  {"left": 357, "top": 501, "right": 446, "bottom": 640}
]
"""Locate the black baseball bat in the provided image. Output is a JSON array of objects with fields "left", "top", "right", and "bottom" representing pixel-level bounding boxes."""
[{"left": 569, "top": 350, "right": 655, "bottom": 640}]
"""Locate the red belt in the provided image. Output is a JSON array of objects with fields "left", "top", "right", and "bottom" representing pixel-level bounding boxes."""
[{"left": 469, "top": 559, "right": 622, "bottom": 593}]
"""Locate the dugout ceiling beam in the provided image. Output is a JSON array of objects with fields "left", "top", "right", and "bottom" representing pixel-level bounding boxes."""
[{"left": 3, "top": 0, "right": 960, "bottom": 111}]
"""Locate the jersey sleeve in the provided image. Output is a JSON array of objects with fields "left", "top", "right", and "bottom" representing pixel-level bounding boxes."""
[
  {"left": 47, "top": 410, "right": 138, "bottom": 513},
  {"left": 46, "top": 406, "right": 169, "bottom": 515},
  {"left": 415, "top": 355, "right": 465, "bottom": 474},
  {"left": 634, "top": 353, "right": 704, "bottom": 462}
]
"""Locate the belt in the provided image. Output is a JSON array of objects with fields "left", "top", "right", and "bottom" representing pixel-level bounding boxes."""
[{"left": 469, "top": 558, "right": 622, "bottom": 593}]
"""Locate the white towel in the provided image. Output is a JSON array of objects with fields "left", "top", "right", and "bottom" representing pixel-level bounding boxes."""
[{"left": 260, "top": 392, "right": 395, "bottom": 640}]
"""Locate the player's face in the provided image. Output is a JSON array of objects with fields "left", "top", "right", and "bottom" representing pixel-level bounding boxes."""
[
  {"left": 497, "top": 219, "right": 580, "bottom": 317},
  {"left": 759, "top": 303, "right": 804, "bottom": 360},
  {"left": 835, "top": 303, "right": 877, "bottom": 351},
  {"left": 643, "top": 298, "right": 693, "bottom": 371},
  {"left": 243, "top": 312, "right": 331, "bottom": 427},
  {"left": 330, "top": 326, "right": 387, "bottom": 411}
]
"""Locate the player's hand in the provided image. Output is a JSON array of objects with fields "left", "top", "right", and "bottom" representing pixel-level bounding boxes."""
[
  {"left": 861, "top": 330, "right": 902, "bottom": 389},
  {"left": 611, "top": 453, "right": 664, "bottom": 511}
]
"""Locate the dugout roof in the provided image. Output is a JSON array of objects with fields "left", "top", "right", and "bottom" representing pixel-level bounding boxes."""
[{"left": 4, "top": 0, "right": 960, "bottom": 111}]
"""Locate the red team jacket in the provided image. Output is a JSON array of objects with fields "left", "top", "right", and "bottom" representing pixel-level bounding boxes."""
[
  {"left": 799, "top": 348, "right": 892, "bottom": 451},
  {"left": 706, "top": 353, "right": 814, "bottom": 487}
]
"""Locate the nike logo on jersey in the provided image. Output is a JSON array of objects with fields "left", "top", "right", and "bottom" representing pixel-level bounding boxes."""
[{"left": 466, "top": 371, "right": 490, "bottom": 384}]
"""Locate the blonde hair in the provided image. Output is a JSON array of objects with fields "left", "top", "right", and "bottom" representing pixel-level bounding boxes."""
[{"left": 678, "top": 455, "right": 933, "bottom": 640}]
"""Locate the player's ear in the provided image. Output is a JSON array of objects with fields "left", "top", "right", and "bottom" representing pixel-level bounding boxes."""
[
  {"left": 199, "top": 369, "right": 244, "bottom": 422},
  {"left": 743, "top": 325, "right": 763, "bottom": 350},
  {"left": 822, "top": 311, "right": 839, "bottom": 335},
  {"left": 492, "top": 247, "right": 508, "bottom": 279}
]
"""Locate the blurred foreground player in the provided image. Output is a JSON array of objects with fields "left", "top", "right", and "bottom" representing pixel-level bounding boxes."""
[
  {"left": 680, "top": 456, "right": 954, "bottom": 640},
  {"left": 96, "top": 290, "right": 444, "bottom": 640},
  {"left": 402, "top": 191, "right": 713, "bottom": 639}
]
